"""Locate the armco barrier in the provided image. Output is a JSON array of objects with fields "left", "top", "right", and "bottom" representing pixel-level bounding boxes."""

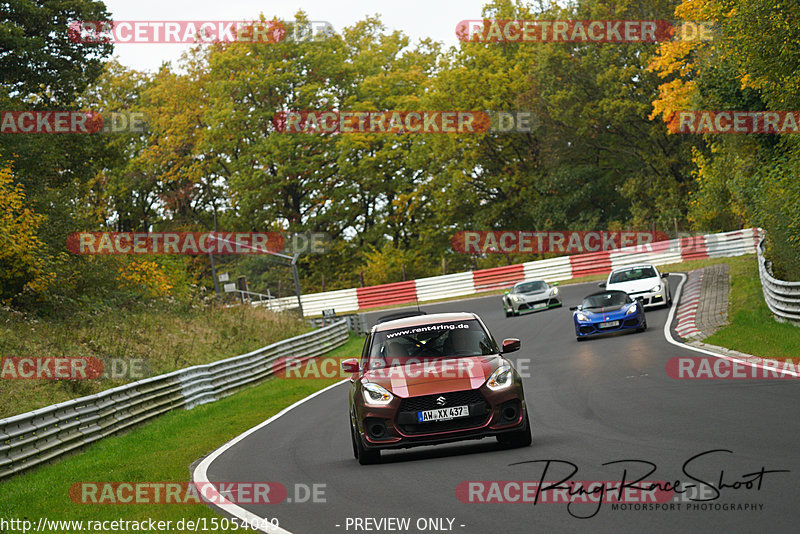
[
  {"left": 269, "top": 229, "right": 760, "bottom": 316},
  {"left": 0, "top": 321, "right": 349, "bottom": 480},
  {"left": 757, "top": 234, "right": 800, "bottom": 325}
]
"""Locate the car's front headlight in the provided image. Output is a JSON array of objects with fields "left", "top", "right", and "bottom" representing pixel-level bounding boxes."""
[
  {"left": 625, "top": 304, "right": 638, "bottom": 315},
  {"left": 650, "top": 284, "right": 661, "bottom": 293},
  {"left": 511, "top": 295, "right": 522, "bottom": 302},
  {"left": 486, "top": 365, "right": 514, "bottom": 391},
  {"left": 551, "top": 287, "right": 559, "bottom": 295},
  {"left": 576, "top": 312, "right": 589, "bottom": 322},
  {"left": 362, "top": 383, "right": 393, "bottom": 405}
]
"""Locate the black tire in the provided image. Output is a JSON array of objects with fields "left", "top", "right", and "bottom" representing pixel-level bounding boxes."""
[
  {"left": 637, "top": 318, "right": 648, "bottom": 333},
  {"left": 497, "top": 413, "right": 532, "bottom": 448},
  {"left": 353, "top": 425, "right": 381, "bottom": 465},
  {"left": 349, "top": 419, "right": 359, "bottom": 459},
  {"left": 505, "top": 308, "right": 512, "bottom": 317}
]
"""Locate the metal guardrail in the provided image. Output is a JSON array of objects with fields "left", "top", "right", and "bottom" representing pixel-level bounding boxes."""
[
  {"left": 0, "top": 321, "right": 349, "bottom": 480},
  {"left": 307, "top": 314, "right": 368, "bottom": 335},
  {"left": 757, "top": 234, "right": 800, "bottom": 325}
]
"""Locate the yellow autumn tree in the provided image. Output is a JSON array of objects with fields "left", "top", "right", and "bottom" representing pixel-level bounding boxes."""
[{"left": 0, "top": 162, "right": 49, "bottom": 302}]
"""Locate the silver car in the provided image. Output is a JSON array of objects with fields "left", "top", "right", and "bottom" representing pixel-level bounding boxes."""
[{"left": 502, "top": 280, "right": 562, "bottom": 317}]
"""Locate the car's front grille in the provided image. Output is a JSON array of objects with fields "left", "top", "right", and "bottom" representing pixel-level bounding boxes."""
[
  {"left": 398, "top": 389, "right": 485, "bottom": 413},
  {"left": 397, "top": 389, "right": 490, "bottom": 435},
  {"left": 623, "top": 318, "right": 640, "bottom": 327},
  {"left": 579, "top": 326, "right": 594, "bottom": 334},
  {"left": 398, "top": 415, "right": 490, "bottom": 435}
]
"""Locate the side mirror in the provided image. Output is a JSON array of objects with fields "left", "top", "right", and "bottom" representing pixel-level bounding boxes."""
[
  {"left": 501, "top": 338, "right": 521, "bottom": 353},
  {"left": 552, "top": 282, "right": 559, "bottom": 286},
  {"left": 569, "top": 306, "right": 578, "bottom": 311},
  {"left": 341, "top": 359, "right": 360, "bottom": 373},
  {"left": 598, "top": 281, "right": 606, "bottom": 288},
  {"left": 661, "top": 272, "right": 669, "bottom": 278}
]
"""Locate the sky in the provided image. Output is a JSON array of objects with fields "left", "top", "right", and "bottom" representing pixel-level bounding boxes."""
[{"left": 102, "top": 0, "right": 492, "bottom": 72}]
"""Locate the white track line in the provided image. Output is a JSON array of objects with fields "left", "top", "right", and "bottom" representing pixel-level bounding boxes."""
[
  {"left": 193, "top": 380, "right": 349, "bottom": 534},
  {"left": 664, "top": 273, "right": 800, "bottom": 377}
]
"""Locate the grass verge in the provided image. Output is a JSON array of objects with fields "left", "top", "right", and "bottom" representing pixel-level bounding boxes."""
[
  {"left": 0, "top": 302, "right": 309, "bottom": 418},
  {"left": 0, "top": 335, "right": 362, "bottom": 527},
  {"left": 700, "top": 256, "right": 800, "bottom": 361}
]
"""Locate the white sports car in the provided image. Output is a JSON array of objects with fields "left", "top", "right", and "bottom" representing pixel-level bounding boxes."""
[
  {"left": 600, "top": 264, "right": 672, "bottom": 308},
  {"left": 502, "top": 280, "right": 562, "bottom": 317}
]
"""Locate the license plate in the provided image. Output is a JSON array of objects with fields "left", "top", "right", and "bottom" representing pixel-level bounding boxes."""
[
  {"left": 599, "top": 320, "right": 620, "bottom": 328},
  {"left": 533, "top": 303, "right": 546, "bottom": 309},
  {"left": 417, "top": 405, "right": 469, "bottom": 423}
]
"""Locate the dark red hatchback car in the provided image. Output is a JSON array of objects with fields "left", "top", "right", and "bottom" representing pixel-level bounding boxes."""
[{"left": 342, "top": 312, "right": 531, "bottom": 464}]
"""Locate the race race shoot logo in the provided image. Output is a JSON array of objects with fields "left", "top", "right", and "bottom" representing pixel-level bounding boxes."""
[
  {"left": 451, "top": 231, "right": 669, "bottom": 254},
  {"left": 69, "top": 481, "right": 325, "bottom": 505},
  {"left": 0, "top": 111, "right": 146, "bottom": 134},
  {"left": 666, "top": 357, "right": 800, "bottom": 380},
  {"left": 272, "top": 111, "right": 538, "bottom": 134},
  {"left": 669, "top": 111, "right": 800, "bottom": 134},
  {"left": 66, "top": 232, "right": 330, "bottom": 255},
  {"left": 68, "top": 20, "right": 335, "bottom": 44},
  {"left": 455, "top": 20, "right": 714, "bottom": 43}
]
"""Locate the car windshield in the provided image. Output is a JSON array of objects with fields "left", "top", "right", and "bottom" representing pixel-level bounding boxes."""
[
  {"left": 513, "top": 281, "right": 547, "bottom": 293},
  {"left": 368, "top": 320, "right": 496, "bottom": 368},
  {"left": 583, "top": 292, "right": 630, "bottom": 309},
  {"left": 609, "top": 267, "right": 657, "bottom": 284}
]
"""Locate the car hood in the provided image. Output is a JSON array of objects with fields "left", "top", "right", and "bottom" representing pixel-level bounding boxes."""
[
  {"left": 606, "top": 278, "right": 660, "bottom": 294},
  {"left": 514, "top": 289, "right": 549, "bottom": 299},
  {"left": 578, "top": 304, "right": 635, "bottom": 321},
  {"left": 363, "top": 355, "right": 502, "bottom": 398}
]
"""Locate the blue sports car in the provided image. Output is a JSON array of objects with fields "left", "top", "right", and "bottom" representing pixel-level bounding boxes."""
[{"left": 570, "top": 290, "right": 646, "bottom": 341}]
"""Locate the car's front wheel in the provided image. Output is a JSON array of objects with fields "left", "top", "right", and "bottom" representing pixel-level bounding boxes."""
[
  {"left": 349, "top": 418, "right": 359, "bottom": 459},
  {"left": 352, "top": 422, "right": 381, "bottom": 465},
  {"left": 637, "top": 317, "right": 648, "bottom": 332},
  {"left": 497, "top": 412, "right": 532, "bottom": 448}
]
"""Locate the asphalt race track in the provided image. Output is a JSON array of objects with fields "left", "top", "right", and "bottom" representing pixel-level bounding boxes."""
[{"left": 200, "top": 276, "right": 800, "bottom": 533}]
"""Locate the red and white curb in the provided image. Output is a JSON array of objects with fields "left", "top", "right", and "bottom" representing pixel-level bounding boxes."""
[{"left": 674, "top": 269, "right": 704, "bottom": 338}]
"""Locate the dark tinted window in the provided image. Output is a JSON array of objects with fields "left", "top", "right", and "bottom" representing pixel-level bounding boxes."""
[
  {"left": 583, "top": 292, "right": 630, "bottom": 308},
  {"left": 513, "top": 281, "right": 547, "bottom": 293},
  {"left": 609, "top": 267, "right": 657, "bottom": 284},
  {"left": 368, "top": 320, "right": 496, "bottom": 368}
]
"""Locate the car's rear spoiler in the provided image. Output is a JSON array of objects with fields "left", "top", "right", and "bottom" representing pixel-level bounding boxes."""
[{"left": 375, "top": 310, "right": 427, "bottom": 324}]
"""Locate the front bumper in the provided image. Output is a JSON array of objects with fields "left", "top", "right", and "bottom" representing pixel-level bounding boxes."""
[
  {"left": 625, "top": 289, "right": 667, "bottom": 308},
  {"left": 355, "top": 386, "right": 527, "bottom": 450},
  {"left": 574, "top": 313, "right": 644, "bottom": 337},
  {"left": 508, "top": 296, "right": 562, "bottom": 314}
]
